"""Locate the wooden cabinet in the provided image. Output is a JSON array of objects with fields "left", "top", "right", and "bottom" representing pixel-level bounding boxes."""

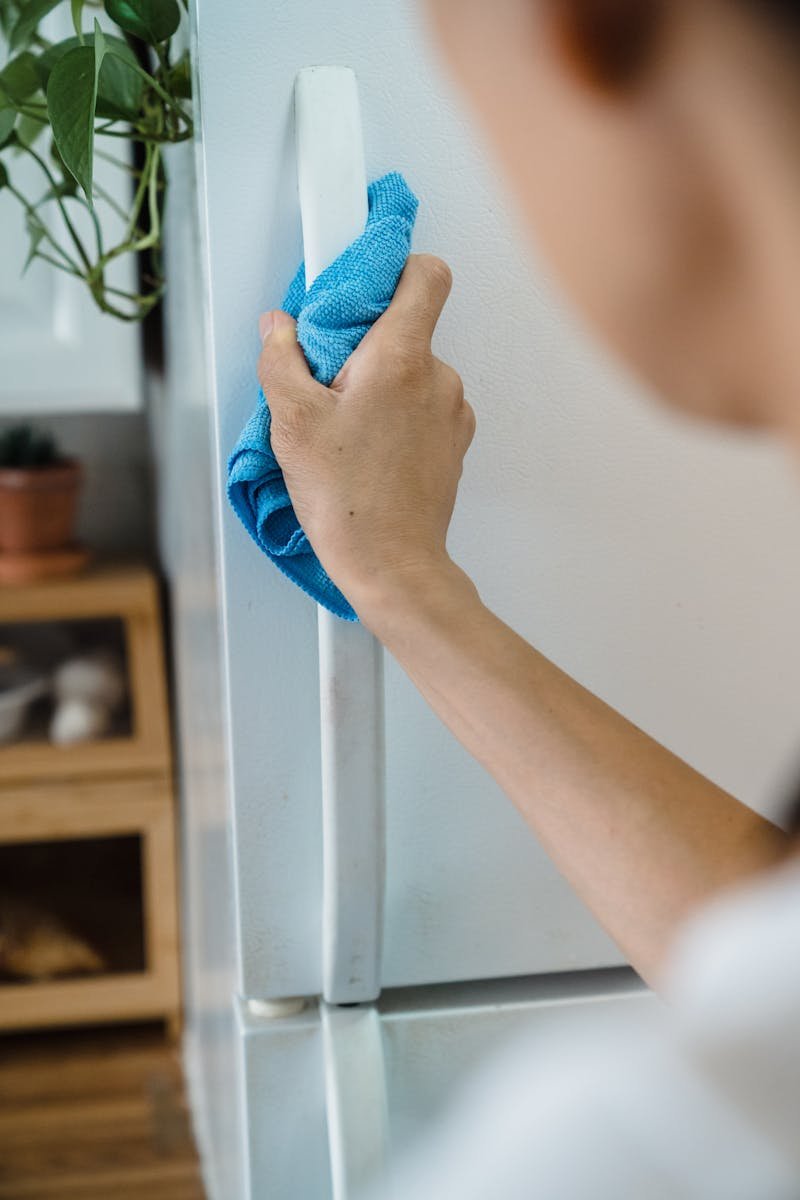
[{"left": 0, "top": 564, "right": 181, "bottom": 1034}]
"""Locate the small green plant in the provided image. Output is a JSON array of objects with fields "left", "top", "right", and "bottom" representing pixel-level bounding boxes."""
[
  {"left": 0, "top": 0, "right": 192, "bottom": 321},
  {"left": 0, "top": 424, "right": 59, "bottom": 467}
]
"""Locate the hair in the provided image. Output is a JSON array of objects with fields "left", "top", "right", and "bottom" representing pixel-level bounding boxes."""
[
  {"left": 558, "top": 0, "right": 800, "bottom": 92},
  {"left": 745, "top": 0, "right": 800, "bottom": 35}
]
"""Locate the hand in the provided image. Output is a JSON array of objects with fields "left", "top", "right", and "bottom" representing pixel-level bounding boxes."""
[{"left": 257, "top": 254, "right": 476, "bottom": 617}]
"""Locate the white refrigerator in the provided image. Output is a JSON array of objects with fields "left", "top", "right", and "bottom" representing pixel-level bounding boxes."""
[{"left": 158, "top": 2, "right": 800, "bottom": 1196}]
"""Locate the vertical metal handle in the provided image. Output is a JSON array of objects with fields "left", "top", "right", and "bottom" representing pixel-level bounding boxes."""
[
  {"left": 322, "top": 1002, "right": 391, "bottom": 1200},
  {"left": 294, "top": 67, "right": 386, "bottom": 1005}
]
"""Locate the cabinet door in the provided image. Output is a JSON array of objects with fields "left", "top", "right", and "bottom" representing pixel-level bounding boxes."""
[
  {"left": 195, "top": 0, "right": 800, "bottom": 997},
  {"left": 0, "top": 22, "right": 141, "bottom": 415}
]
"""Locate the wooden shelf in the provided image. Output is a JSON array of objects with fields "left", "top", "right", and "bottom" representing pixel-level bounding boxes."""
[
  {"left": 0, "top": 777, "right": 181, "bottom": 1034},
  {"left": 0, "top": 776, "right": 172, "bottom": 842},
  {"left": 0, "top": 563, "right": 171, "bottom": 785},
  {"left": 0, "top": 566, "right": 181, "bottom": 1034},
  {"left": 0, "top": 564, "right": 160, "bottom": 624},
  {"left": 0, "top": 971, "right": 179, "bottom": 1033}
]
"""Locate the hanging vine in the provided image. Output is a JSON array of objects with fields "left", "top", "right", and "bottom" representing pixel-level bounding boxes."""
[{"left": 0, "top": 0, "right": 193, "bottom": 321}]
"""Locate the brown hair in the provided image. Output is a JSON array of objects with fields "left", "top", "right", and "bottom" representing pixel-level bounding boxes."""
[
  {"left": 746, "top": 1, "right": 800, "bottom": 34},
  {"left": 558, "top": 0, "right": 800, "bottom": 92}
]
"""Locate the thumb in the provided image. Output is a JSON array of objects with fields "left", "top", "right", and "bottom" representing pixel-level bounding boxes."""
[{"left": 257, "top": 310, "right": 319, "bottom": 406}]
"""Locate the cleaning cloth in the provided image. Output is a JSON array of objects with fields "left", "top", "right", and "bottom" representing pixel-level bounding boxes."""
[{"left": 227, "top": 171, "right": 419, "bottom": 621}]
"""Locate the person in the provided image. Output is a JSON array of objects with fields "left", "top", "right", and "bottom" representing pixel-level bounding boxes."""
[{"left": 256, "top": 0, "right": 800, "bottom": 1193}]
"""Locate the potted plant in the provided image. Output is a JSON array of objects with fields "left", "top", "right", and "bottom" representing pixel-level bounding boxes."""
[
  {"left": 0, "top": 424, "right": 82, "bottom": 556},
  {"left": 0, "top": 0, "right": 192, "bottom": 322}
]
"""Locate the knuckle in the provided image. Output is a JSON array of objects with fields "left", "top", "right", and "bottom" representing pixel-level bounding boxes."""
[
  {"left": 462, "top": 400, "right": 477, "bottom": 442},
  {"left": 387, "top": 340, "right": 429, "bottom": 384},
  {"left": 435, "top": 360, "right": 464, "bottom": 408},
  {"left": 259, "top": 359, "right": 288, "bottom": 394},
  {"left": 418, "top": 253, "right": 453, "bottom": 296},
  {"left": 257, "top": 346, "right": 283, "bottom": 391},
  {"left": 257, "top": 336, "right": 298, "bottom": 392},
  {"left": 446, "top": 365, "right": 464, "bottom": 405}
]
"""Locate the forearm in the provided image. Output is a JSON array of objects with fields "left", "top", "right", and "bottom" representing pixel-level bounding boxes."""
[{"left": 354, "top": 558, "right": 787, "bottom": 984}]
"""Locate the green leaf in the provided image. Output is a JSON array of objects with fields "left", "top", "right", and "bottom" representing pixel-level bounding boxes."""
[
  {"left": 93, "top": 18, "right": 106, "bottom": 67},
  {"left": 47, "top": 140, "right": 78, "bottom": 192},
  {"left": 165, "top": 48, "right": 190, "bottom": 99},
  {"left": 0, "top": 51, "right": 41, "bottom": 102},
  {"left": 37, "top": 34, "right": 142, "bottom": 119},
  {"left": 70, "top": 0, "right": 84, "bottom": 41},
  {"left": 0, "top": 4, "right": 18, "bottom": 40},
  {"left": 0, "top": 106, "right": 15, "bottom": 147},
  {"left": 104, "top": 0, "right": 180, "bottom": 45},
  {"left": 15, "top": 110, "right": 46, "bottom": 146},
  {"left": 0, "top": 161, "right": 8, "bottom": 189},
  {"left": 96, "top": 46, "right": 143, "bottom": 119},
  {"left": 23, "top": 207, "right": 46, "bottom": 270},
  {"left": 46, "top": 32, "right": 105, "bottom": 200},
  {"left": 9, "top": 0, "right": 61, "bottom": 51}
]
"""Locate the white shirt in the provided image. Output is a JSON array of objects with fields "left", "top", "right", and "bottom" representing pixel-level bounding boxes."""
[{"left": 365, "top": 858, "right": 800, "bottom": 1199}]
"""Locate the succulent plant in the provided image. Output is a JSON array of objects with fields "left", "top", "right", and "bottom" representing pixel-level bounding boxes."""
[{"left": 0, "top": 424, "right": 59, "bottom": 468}]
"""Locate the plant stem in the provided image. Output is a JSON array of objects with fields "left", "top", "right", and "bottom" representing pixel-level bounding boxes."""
[
  {"left": 91, "top": 179, "right": 129, "bottom": 223},
  {"left": 32, "top": 249, "right": 83, "bottom": 276},
  {"left": 7, "top": 182, "right": 82, "bottom": 273},
  {"left": 22, "top": 142, "right": 92, "bottom": 272}
]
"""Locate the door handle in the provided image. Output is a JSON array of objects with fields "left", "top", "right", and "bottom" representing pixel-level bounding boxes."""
[
  {"left": 295, "top": 67, "right": 386, "bottom": 1005},
  {"left": 322, "top": 1001, "right": 391, "bottom": 1200}
]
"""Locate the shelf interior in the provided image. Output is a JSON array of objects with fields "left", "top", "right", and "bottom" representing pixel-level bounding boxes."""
[{"left": 0, "top": 834, "right": 146, "bottom": 985}]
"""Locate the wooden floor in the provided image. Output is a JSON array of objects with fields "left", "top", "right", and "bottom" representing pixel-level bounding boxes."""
[{"left": 0, "top": 1024, "right": 206, "bottom": 1199}]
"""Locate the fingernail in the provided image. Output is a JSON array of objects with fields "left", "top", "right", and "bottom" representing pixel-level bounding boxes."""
[{"left": 259, "top": 312, "right": 274, "bottom": 342}]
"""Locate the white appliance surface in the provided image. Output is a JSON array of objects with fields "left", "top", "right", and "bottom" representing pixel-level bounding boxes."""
[
  {"left": 193, "top": 0, "right": 800, "bottom": 1000},
  {"left": 159, "top": 140, "right": 244, "bottom": 1200},
  {"left": 170, "top": 3, "right": 800, "bottom": 1196},
  {"left": 238, "top": 974, "right": 653, "bottom": 1200}
]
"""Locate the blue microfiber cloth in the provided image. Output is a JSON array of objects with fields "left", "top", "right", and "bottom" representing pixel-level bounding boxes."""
[{"left": 227, "top": 171, "right": 419, "bottom": 621}]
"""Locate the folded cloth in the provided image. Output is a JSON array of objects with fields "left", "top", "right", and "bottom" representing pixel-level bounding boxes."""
[{"left": 227, "top": 171, "right": 419, "bottom": 621}]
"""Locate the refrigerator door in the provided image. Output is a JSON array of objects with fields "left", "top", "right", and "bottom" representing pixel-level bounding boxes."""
[
  {"left": 193, "top": 0, "right": 800, "bottom": 1000},
  {"left": 238, "top": 973, "right": 653, "bottom": 1200}
]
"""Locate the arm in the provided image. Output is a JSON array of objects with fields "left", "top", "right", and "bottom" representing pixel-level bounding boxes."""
[
  {"left": 257, "top": 255, "right": 787, "bottom": 985},
  {"left": 352, "top": 557, "right": 784, "bottom": 983}
]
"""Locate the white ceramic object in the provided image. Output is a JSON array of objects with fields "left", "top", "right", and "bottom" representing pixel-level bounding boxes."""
[
  {"left": 49, "top": 697, "right": 111, "bottom": 746},
  {"left": 52, "top": 652, "right": 126, "bottom": 707}
]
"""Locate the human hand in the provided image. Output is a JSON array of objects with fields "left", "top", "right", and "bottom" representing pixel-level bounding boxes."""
[{"left": 257, "top": 254, "right": 475, "bottom": 617}]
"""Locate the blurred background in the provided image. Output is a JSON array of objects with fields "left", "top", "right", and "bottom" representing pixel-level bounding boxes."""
[{"left": 0, "top": 2, "right": 203, "bottom": 1195}]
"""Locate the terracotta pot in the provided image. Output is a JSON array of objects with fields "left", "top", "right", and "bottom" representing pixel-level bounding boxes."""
[{"left": 0, "top": 460, "right": 83, "bottom": 553}]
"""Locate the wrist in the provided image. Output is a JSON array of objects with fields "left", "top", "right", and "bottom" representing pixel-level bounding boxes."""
[{"left": 349, "top": 554, "right": 481, "bottom": 640}]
